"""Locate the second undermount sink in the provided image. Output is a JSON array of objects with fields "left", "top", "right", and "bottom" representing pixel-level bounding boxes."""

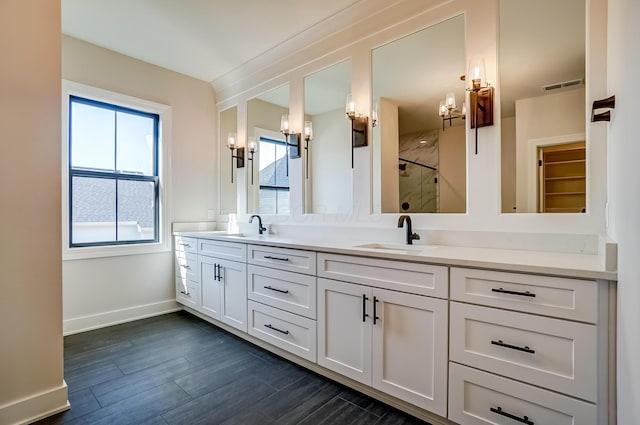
[{"left": 353, "top": 243, "right": 435, "bottom": 254}]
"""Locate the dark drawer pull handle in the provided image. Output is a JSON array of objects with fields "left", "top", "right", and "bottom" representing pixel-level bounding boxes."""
[
  {"left": 264, "top": 255, "right": 290, "bottom": 262},
  {"left": 179, "top": 242, "right": 191, "bottom": 248},
  {"left": 490, "top": 406, "right": 534, "bottom": 425},
  {"left": 264, "top": 285, "right": 289, "bottom": 294},
  {"left": 373, "top": 296, "right": 380, "bottom": 325},
  {"left": 492, "top": 287, "right": 536, "bottom": 297},
  {"left": 180, "top": 264, "right": 192, "bottom": 270},
  {"left": 264, "top": 324, "right": 289, "bottom": 335},
  {"left": 179, "top": 290, "right": 190, "bottom": 296},
  {"left": 491, "top": 340, "right": 535, "bottom": 354}
]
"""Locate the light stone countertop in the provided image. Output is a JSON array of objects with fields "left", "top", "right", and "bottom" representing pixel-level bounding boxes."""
[{"left": 174, "top": 230, "right": 617, "bottom": 281}]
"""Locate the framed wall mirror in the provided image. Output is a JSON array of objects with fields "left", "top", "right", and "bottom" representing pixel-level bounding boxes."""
[
  {"left": 246, "top": 84, "right": 291, "bottom": 215},
  {"left": 499, "top": 0, "right": 586, "bottom": 213},
  {"left": 303, "top": 59, "right": 352, "bottom": 214},
  {"left": 372, "top": 14, "right": 467, "bottom": 214},
  {"left": 219, "top": 106, "right": 238, "bottom": 215}
]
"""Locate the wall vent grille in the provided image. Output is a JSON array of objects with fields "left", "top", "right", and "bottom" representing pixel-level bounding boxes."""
[{"left": 542, "top": 78, "right": 584, "bottom": 92}]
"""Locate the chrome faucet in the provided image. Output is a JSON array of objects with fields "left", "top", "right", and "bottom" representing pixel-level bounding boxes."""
[
  {"left": 249, "top": 215, "right": 267, "bottom": 235},
  {"left": 397, "top": 215, "right": 420, "bottom": 245}
]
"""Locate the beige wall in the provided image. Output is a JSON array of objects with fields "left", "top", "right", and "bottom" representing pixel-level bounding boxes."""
[
  {"left": 379, "top": 97, "right": 400, "bottom": 213},
  {"left": 0, "top": 1, "right": 67, "bottom": 423},
  {"left": 438, "top": 125, "right": 466, "bottom": 213},
  {"left": 514, "top": 88, "right": 585, "bottom": 212},
  {"left": 501, "top": 116, "right": 517, "bottom": 212},
  {"left": 62, "top": 36, "right": 217, "bottom": 334}
]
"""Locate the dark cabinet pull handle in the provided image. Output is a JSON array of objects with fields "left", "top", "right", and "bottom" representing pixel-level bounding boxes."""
[
  {"left": 213, "top": 264, "right": 218, "bottom": 281},
  {"left": 179, "top": 242, "right": 191, "bottom": 247},
  {"left": 492, "top": 287, "right": 535, "bottom": 297},
  {"left": 362, "top": 294, "right": 369, "bottom": 322},
  {"left": 264, "top": 255, "right": 290, "bottom": 262},
  {"left": 179, "top": 290, "right": 190, "bottom": 296},
  {"left": 491, "top": 339, "right": 535, "bottom": 354},
  {"left": 490, "top": 406, "right": 534, "bottom": 425},
  {"left": 264, "top": 285, "right": 289, "bottom": 294},
  {"left": 264, "top": 323, "right": 289, "bottom": 335},
  {"left": 180, "top": 264, "right": 191, "bottom": 270},
  {"left": 216, "top": 264, "right": 223, "bottom": 282},
  {"left": 373, "top": 296, "right": 380, "bottom": 325}
]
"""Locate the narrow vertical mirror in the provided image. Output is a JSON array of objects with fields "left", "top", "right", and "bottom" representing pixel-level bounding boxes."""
[
  {"left": 247, "top": 84, "right": 291, "bottom": 214},
  {"left": 219, "top": 106, "right": 238, "bottom": 215},
  {"left": 304, "top": 60, "right": 352, "bottom": 214},
  {"left": 372, "top": 15, "right": 467, "bottom": 214},
  {"left": 500, "top": 0, "right": 586, "bottom": 213}
]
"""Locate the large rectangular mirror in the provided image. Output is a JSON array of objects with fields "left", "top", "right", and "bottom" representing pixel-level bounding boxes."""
[
  {"left": 372, "top": 15, "right": 467, "bottom": 214},
  {"left": 304, "top": 59, "right": 352, "bottom": 214},
  {"left": 247, "top": 84, "right": 291, "bottom": 214},
  {"left": 500, "top": 0, "right": 586, "bottom": 213},
  {"left": 219, "top": 106, "right": 237, "bottom": 215}
]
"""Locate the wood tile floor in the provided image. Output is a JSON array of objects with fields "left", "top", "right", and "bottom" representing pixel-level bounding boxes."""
[{"left": 35, "top": 311, "right": 431, "bottom": 425}]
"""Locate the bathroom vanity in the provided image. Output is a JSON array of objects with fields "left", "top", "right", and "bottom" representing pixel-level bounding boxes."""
[{"left": 174, "top": 231, "right": 616, "bottom": 425}]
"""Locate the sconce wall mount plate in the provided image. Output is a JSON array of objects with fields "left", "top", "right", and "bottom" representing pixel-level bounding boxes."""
[{"left": 469, "top": 86, "right": 494, "bottom": 129}]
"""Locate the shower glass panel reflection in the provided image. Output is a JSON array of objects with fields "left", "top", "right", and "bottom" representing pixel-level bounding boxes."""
[{"left": 399, "top": 159, "right": 438, "bottom": 213}]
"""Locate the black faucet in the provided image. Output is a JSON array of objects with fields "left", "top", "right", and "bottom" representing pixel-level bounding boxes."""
[
  {"left": 397, "top": 215, "right": 420, "bottom": 245},
  {"left": 249, "top": 215, "right": 267, "bottom": 235}
]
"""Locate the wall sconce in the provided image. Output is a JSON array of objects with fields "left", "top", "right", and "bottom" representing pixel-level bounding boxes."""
[
  {"left": 303, "top": 121, "right": 313, "bottom": 179},
  {"left": 247, "top": 136, "right": 257, "bottom": 185},
  {"left": 226, "top": 132, "right": 244, "bottom": 183},
  {"left": 280, "top": 113, "right": 301, "bottom": 159},
  {"left": 371, "top": 102, "right": 379, "bottom": 128},
  {"left": 345, "top": 94, "right": 368, "bottom": 168},
  {"left": 438, "top": 91, "right": 466, "bottom": 131},
  {"left": 466, "top": 59, "right": 494, "bottom": 155}
]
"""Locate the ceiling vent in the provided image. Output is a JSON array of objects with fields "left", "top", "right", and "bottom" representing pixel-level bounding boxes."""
[{"left": 542, "top": 78, "right": 584, "bottom": 93}]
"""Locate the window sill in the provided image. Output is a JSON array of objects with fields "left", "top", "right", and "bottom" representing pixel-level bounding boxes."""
[{"left": 62, "top": 240, "right": 171, "bottom": 261}]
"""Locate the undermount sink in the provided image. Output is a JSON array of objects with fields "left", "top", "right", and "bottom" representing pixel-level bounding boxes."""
[
  {"left": 208, "top": 231, "right": 247, "bottom": 238},
  {"left": 353, "top": 243, "right": 433, "bottom": 254}
]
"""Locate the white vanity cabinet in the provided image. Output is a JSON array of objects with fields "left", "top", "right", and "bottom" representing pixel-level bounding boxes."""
[
  {"left": 174, "top": 236, "right": 200, "bottom": 308},
  {"left": 247, "top": 245, "right": 318, "bottom": 362},
  {"left": 197, "top": 239, "right": 247, "bottom": 332},
  {"left": 317, "top": 254, "right": 449, "bottom": 416},
  {"left": 448, "top": 267, "right": 608, "bottom": 425}
]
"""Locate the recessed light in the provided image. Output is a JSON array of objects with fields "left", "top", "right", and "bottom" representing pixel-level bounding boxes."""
[{"left": 419, "top": 140, "right": 427, "bottom": 144}]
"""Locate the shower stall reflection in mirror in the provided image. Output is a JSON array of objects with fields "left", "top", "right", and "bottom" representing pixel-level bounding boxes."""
[{"left": 398, "top": 130, "right": 439, "bottom": 213}]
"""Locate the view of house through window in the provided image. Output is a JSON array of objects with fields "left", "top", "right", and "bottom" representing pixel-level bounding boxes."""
[
  {"left": 259, "top": 136, "right": 289, "bottom": 214},
  {"left": 69, "top": 96, "right": 159, "bottom": 246}
]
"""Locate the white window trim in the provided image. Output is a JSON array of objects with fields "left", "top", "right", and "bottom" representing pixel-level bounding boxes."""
[{"left": 62, "top": 80, "right": 172, "bottom": 260}]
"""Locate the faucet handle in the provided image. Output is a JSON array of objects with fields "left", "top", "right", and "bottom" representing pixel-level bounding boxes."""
[{"left": 411, "top": 233, "right": 420, "bottom": 241}]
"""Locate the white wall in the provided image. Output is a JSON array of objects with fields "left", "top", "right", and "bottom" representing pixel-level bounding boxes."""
[
  {"left": 501, "top": 116, "right": 517, "bottom": 212},
  {"left": 62, "top": 36, "right": 217, "bottom": 333},
  {"left": 607, "top": 0, "right": 640, "bottom": 422},
  {"left": 310, "top": 108, "right": 352, "bottom": 214},
  {"left": 0, "top": 1, "right": 68, "bottom": 423}
]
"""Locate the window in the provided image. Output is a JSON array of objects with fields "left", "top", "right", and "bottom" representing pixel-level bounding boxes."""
[
  {"left": 68, "top": 95, "right": 159, "bottom": 247},
  {"left": 258, "top": 136, "right": 290, "bottom": 214}
]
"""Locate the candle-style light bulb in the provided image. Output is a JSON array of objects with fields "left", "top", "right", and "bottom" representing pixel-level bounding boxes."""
[
  {"left": 227, "top": 132, "right": 236, "bottom": 149},
  {"left": 280, "top": 114, "right": 290, "bottom": 134},
  {"left": 345, "top": 94, "right": 356, "bottom": 118},
  {"left": 446, "top": 92, "right": 456, "bottom": 110},
  {"left": 304, "top": 121, "right": 313, "bottom": 141}
]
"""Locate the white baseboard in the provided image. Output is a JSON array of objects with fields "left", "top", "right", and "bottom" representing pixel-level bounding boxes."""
[
  {"left": 63, "top": 300, "right": 183, "bottom": 335},
  {"left": 0, "top": 381, "right": 69, "bottom": 425}
]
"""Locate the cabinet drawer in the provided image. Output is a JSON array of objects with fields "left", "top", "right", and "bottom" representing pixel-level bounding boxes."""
[
  {"left": 450, "top": 302, "right": 598, "bottom": 402},
  {"left": 198, "top": 238, "right": 247, "bottom": 261},
  {"left": 175, "top": 236, "right": 197, "bottom": 254},
  {"left": 175, "top": 251, "right": 199, "bottom": 282},
  {"left": 248, "top": 301, "right": 316, "bottom": 362},
  {"left": 248, "top": 265, "right": 316, "bottom": 319},
  {"left": 449, "top": 363, "right": 597, "bottom": 425},
  {"left": 317, "top": 253, "right": 448, "bottom": 298},
  {"left": 175, "top": 277, "right": 200, "bottom": 309},
  {"left": 450, "top": 267, "right": 598, "bottom": 323},
  {"left": 248, "top": 245, "right": 316, "bottom": 275}
]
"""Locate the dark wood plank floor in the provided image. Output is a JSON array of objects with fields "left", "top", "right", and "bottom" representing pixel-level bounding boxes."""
[{"left": 35, "top": 311, "right": 431, "bottom": 425}]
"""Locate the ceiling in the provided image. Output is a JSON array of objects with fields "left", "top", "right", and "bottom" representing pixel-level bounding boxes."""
[
  {"left": 61, "top": 0, "right": 360, "bottom": 83},
  {"left": 62, "top": 0, "right": 586, "bottom": 126}
]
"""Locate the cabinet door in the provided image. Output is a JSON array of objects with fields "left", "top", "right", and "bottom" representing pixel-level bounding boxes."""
[
  {"left": 200, "top": 256, "right": 221, "bottom": 320},
  {"left": 371, "top": 288, "right": 448, "bottom": 416},
  {"left": 317, "top": 278, "right": 372, "bottom": 385},
  {"left": 219, "top": 257, "right": 247, "bottom": 332}
]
